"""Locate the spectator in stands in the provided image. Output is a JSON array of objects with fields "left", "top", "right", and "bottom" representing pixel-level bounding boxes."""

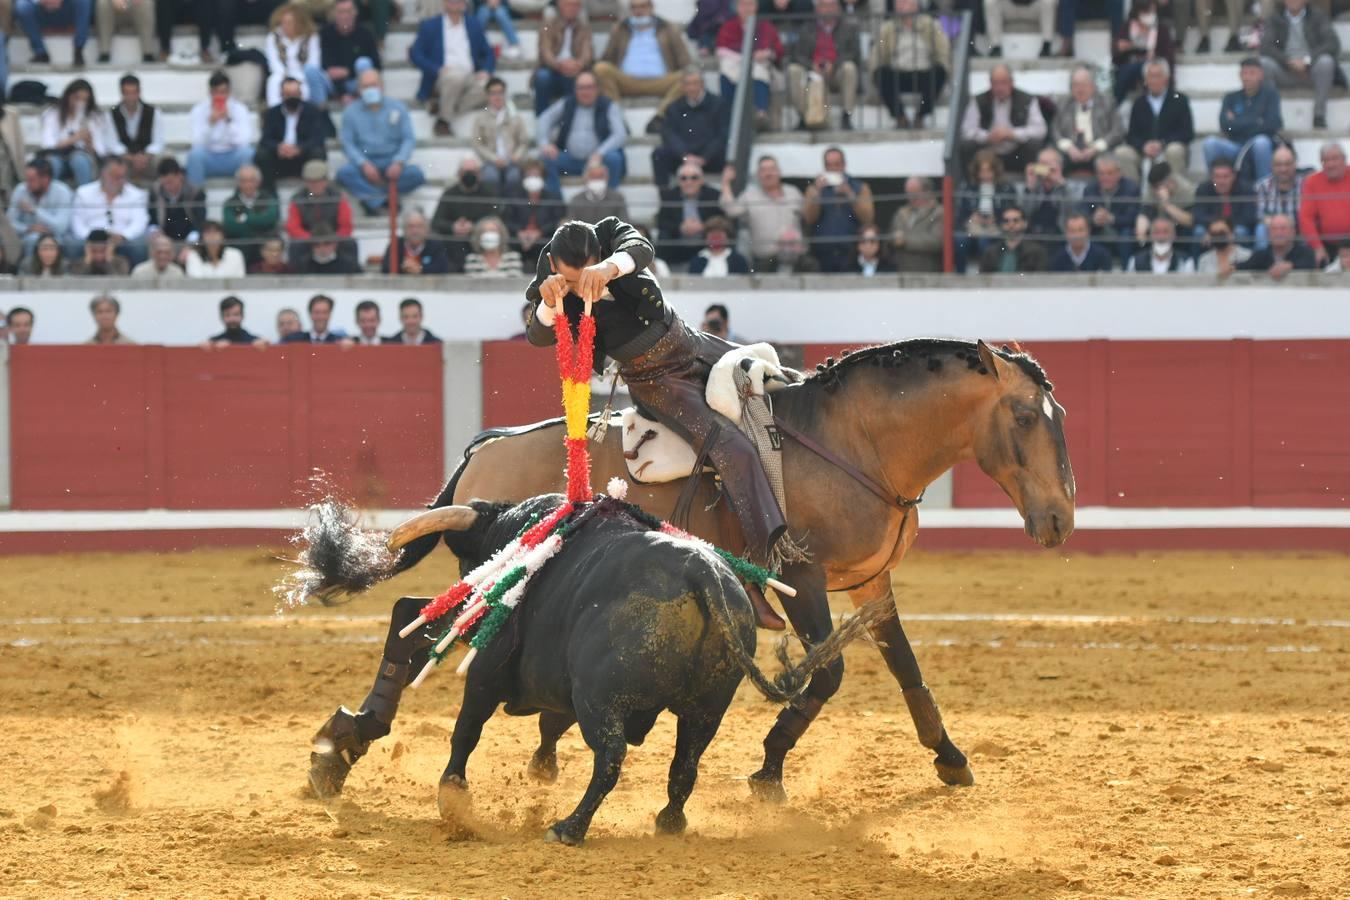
[
  {"left": 9, "top": 158, "right": 73, "bottom": 260},
  {"left": 131, "top": 231, "right": 185, "bottom": 277},
  {"left": 71, "top": 228, "right": 130, "bottom": 275},
  {"left": 40, "top": 79, "right": 106, "bottom": 186},
  {"left": 15, "top": 0, "right": 92, "bottom": 66},
  {"left": 802, "top": 146, "right": 874, "bottom": 273},
  {"left": 958, "top": 149, "right": 1018, "bottom": 269},
  {"left": 1052, "top": 66, "right": 1124, "bottom": 178},
  {"left": 720, "top": 156, "right": 803, "bottom": 273},
  {"left": 70, "top": 157, "right": 149, "bottom": 265},
  {"left": 1202, "top": 59, "right": 1281, "bottom": 185},
  {"left": 1021, "top": 146, "right": 1070, "bottom": 247},
  {"left": 223, "top": 165, "right": 280, "bottom": 265},
  {"left": 107, "top": 74, "right": 165, "bottom": 186},
  {"left": 187, "top": 71, "right": 256, "bottom": 187},
  {"left": 465, "top": 215, "right": 524, "bottom": 277},
  {"left": 383, "top": 207, "right": 451, "bottom": 274},
  {"left": 1192, "top": 158, "right": 1256, "bottom": 245},
  {"left": 153, "top": 0, "right": 213, "bottom": 64},
  {"left": 282, "top": 294, "right": 345, "bottom": 343},
  {"left": 320, "top": 0, "right": 380, "bottom": 103},
  {"left": 276, "top": 307, "right": 303, "bottom": 340},
  {"left": 336, "top": 68, "right": 425, "bottom": 215},
  {"left": 567, "top": 160, "right": 630, "bottom": 224},
  {"left": 95, "top": 0, "right": 155, "bottom": 64},
  {"left": 1138, "top": 162, "right": 1195, "bottom": 244},
  {"left": 787, "top": 0, "right": 861, "bottom": 131},
  {"left": 960, "top": 64, "right": 1046, "bottom": 178},
  {"left": 264, "top": 3, "right": 327, "bottom": 107},
  {"left": 287, "top": 159, "right": 354, "bottom": 266},
  {"left": 432, "top": 156, "right": 501, "bottom": 271},
  {"left": 533, "top": 0, "right": 591, "bottom": 115},
  {"left": 983, "top": 0, "right": 1055, "bottom": 58},
  {"left": 147, "top": 158, "right": 207, "bottom": 244},
  {"left": 471, "top": 76, "right": 529, "bottom": 193},
  {"left": 204, "top": 295, "right": 265, "bottom": 346},
  {"left": 593, "top": 0, "right": 691, "bottom": 132},
  {"left": 215, "top": 0, "right": 285, "bottom": 59},
  {"left": 1255, "top": 145, "right": 1301, "bottom": 250},
  {"left": 716, "top": 0, "right": 783, "bottom": 131},
  {"left": 6, "top": 307, "right": 34, "bottom": 343},
  {"left": 1080, "top": 153, "right": 1140, "bottom": 266},
  {"left": 1127, "top": 216, "right": 1194, "bottom": 272},
  {"left": 256, "top": 76, "right": 333, "bottom": 190},
  {"left": 410, "top": 0, "right": 494, "bottom": 138},
  {"left": 774, "top": 227, "right": 820, "bottom": 274},
  {"left": 847, "top": 224, "right": 894, "bottom": 276},
  {"left": 476, "top": 0, "right": 523, "bottom": 60},
  {"left": 0, "top": 100, "right": 25, "bottom": 202},
  {"left": 658, "top": 160, "right": 725, "bottom": 266},
  {"left": 1050, "top": 211, "right": 1114, "bottom": 271},
  {"left": 1260, "top": 0, "right": 1340, "bottom": 130},
  {"left": 386, "top": 297, "right": 441, "bottom": 344},
  {"left": 1111, "top": 0, "right": 1176, "bottom": 104},
  {"left": 504, "top": 160, "right": 564, "bottom": 268},
  {"left": 1323, "top": 244, "right": 1350, "bottom": 275},
  {"left": 87, "top": 294, "right": 135, "bottom": 344},
  {"left": 889, "top": 176, "right": 944, "bottom": 273},
  {"left": 1175, "top": 0, "right": 1244, "bottom": 54},
  {"left": 689, "top": 215, "right": 749, "bottom": 275},
  {"left": 1298, "top": 142, "right": 1349, "bottom": 267},
  {"left": 1118, "top": 60, "right": 1192, "bottom": 184},
  {"left": 979, "top": 205, "right": 1047, "bottom": 273},
  {"left": 870, "top": 0, "right": 948, "bottom": 130},
  {"left": 184, "top": 220, "right": 246, "bottom": 277},
  {"left": 22, "top": 234, "right": 65, "bottom": 277},
  {"left": 1195, "top": 216, "right": 1252, "bottom": 273},
  {"left": 536, "top": 70, "right": 628, "bottom": 196},
  {"left": 250, "top": 237, "right": 294, "bottom": 274},
  {"left": 352, "top": 299, "right": 382, "bottom": 345},
  {"left": 688, "top": 0, "right": 734, "bottom": 54},
  {"left": 1235, "top": 213, "right": 1316, "bottom": 278},
  {"left": 701, "top": 303, "right": 745, "bottom": 342},
  {"left": 653, "top": 66, "right": 726, "bottom": 188},
  {"left": 299, "top": 222, "right": 361, "bottom": 274}
]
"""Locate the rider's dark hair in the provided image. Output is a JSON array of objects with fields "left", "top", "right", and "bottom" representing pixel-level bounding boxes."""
[{"left": 549, "top": 221, "right": 601, "bottom": 269}]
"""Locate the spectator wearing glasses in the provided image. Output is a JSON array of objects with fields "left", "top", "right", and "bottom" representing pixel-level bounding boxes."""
[
  {"left": 1235, "top": 212, "right": 1316, "bottom": 278},
  {"left": 1254, "top": 145, "right": 1302, "bottom": 251},
  {"left": 1195, "top": 216, "right": 1252, "bottom": 274},
  {"left": 533, "top": 0, "right": 592, "bottom": 115},
  {"left": 979, "top": 206, "right": 1048, "bottom": 273},
  {"left": 657, "top": 161, "right": 726, "bottom": 266},
  {"left": 470, "top": 77, "right": 530, "bottom": 193},
  {"left": 1050, "top": 211, "right": 1114, "bottom": 272},
  {"left": 1127, "top": 216, "right": 1194, "bottom": 273},
  {"left": 1203, "top": 59, "right": 1282, "bottom": 185}
]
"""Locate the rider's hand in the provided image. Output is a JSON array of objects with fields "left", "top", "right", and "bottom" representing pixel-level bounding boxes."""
[
  {"left": 539, "top": 273, "right": 569, "bottom": 309},
  {"left": 576, "top": 261, "right": 619, "bottom": 304}
]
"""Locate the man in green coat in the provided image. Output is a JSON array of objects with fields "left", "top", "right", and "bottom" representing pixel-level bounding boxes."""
[{"left": 221, "top": 165, "right": 280, "bottom": 267}]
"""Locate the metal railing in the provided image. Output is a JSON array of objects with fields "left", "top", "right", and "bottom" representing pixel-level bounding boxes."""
[{"left": 942, "top": 10, "right": 975, "bottom": 273}]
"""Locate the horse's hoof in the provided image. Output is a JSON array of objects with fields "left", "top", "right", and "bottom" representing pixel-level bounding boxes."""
[
  {"left": 527, "top": 752, "right": 558, "bottom": 785},
  {"left": 747, "top": 770, "right": 788, "bottom": 804},
  {"left": 307, "top": 751, "right": 350, "bottom": 800},
  {"left": 307, "top": 707, "right": 367, "bottom": 799},
  {"left": 655, "top": 806, "right": 687, "bottom": 835},
  {"left": 934, "top": 759, "right": 975, "bottom": 787},
  {"left": 437, "top": 773, "right": 469, "bottom": 821},
  {"left": 545, "top": 822, "right": 584, "bottom": 846}
]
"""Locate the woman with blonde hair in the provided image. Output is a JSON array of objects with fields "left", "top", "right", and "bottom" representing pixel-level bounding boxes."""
[
  {"left": 463, "top": 216, "right": 523, "bottom": 277},
  {"left": 264, "top": 3, "right": 328, "bottom": 107}
]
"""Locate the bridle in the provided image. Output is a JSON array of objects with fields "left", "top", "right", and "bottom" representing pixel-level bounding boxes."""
[{"left": 772, "top": 416, "right": 924, "bottom": 511}]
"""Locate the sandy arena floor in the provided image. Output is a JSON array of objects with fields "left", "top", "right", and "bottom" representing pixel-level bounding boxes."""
[{"left": 1, "top": 547, "right": 1348, "bottom": 899}]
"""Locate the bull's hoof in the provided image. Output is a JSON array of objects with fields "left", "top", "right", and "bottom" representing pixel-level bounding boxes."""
[
  {"left": 747, "top": 769, "right": 787, "bottom": 804},
  {"left": 437, "top": 773, "right": 469, "bottom": 821},
  {"left": 527, "top": 751, "right": 558, "bottom": 784},
  {"left": 544, "top": 821, "right": 585, "bottom": 846},
  {"left": 655, "top": 806, "right": 687, "bottom": 835},
  {"left": 934, "top": 758, "right": 975, "bottom": 787}
]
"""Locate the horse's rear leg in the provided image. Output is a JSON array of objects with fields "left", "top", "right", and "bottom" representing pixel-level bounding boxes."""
[
  {"left": 851, "top": 575, "right": 973, "bottom": 787},
  {"left": 528, "top": 711, "right": 575, "bottom": 784},
  {"left": 309, "top": 596, "right": 433, "bottom": 798}
]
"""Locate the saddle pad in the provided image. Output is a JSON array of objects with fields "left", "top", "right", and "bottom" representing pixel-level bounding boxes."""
[{"left": 620, "top": 408, "right": 711, "bottom": 484}]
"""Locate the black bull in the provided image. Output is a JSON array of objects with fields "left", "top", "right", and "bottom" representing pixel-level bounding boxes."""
[{"left": 301, "top": 495, "right": 886, "bottom": 845}]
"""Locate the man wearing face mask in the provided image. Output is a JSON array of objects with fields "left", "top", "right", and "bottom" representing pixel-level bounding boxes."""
[
  {"left": 336, "top": 68, "right": 427, "bottom": 215},
  {"left": 592, "top": 0, "right": 691, "bottom": 132},
  {"left": 256, "top": 77, "right": 334, "bottom": 190},
  {"left": 432, "top": 156, "right": 503, "bottom": 271},
  {"left": 525, "top": 216, "right": 794, "bottom": 627},
  {"left": 566, "top": 160, "right": 631, "bottom": 225},
  {"left": 505, "top": 159, "right": 565, "bottom": 268},
  {"left": 1126, "top": 216, "right": 1195, "bottom": 273}
]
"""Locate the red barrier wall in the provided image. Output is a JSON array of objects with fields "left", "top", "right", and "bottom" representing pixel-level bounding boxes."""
[
  {"left": 479, "top": 340, "right": 563, "bottom": 429},
  {"left": 9, "top": 346, "right": 444, "bottom": 510}
]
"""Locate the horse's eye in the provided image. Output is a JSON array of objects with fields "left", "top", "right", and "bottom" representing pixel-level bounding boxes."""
[{"left": 1015, "top": 413, "right": 1036, "bottom": 429}]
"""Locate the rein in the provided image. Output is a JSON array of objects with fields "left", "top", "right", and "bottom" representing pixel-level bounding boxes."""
[{"left": 772, "top": 416, "right": 924, "bottom": 511}]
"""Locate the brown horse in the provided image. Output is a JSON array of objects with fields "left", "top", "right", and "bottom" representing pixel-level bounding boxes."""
[{"left": 398, "top": 338, "right": 1076, "bottom": 799}]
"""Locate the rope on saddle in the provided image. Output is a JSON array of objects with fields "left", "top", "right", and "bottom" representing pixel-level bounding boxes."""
[{"left": 733, "top": 364, "right": 810, "bottom": 570}]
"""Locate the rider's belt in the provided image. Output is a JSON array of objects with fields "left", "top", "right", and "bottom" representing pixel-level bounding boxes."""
[{"left": 609, "top": 305, "right": 675, "bottom": 365}]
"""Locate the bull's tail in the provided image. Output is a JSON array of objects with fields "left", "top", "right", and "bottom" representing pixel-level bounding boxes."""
[{"left": 694, "top": 553, "right": 892, "bottom": 704}]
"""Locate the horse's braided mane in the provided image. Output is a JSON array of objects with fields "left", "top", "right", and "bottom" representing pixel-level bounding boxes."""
[{"left": 804, "top": 338, "right": 1054, "bottom": 393}]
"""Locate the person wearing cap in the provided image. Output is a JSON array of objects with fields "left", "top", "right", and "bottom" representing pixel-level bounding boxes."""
[
  {"left": 299, "top": 222, "right": 363, "bottom": 274},
  {"left": 187, "top": 71, "right": 257, "bottom": 187},
  {"left": 256, "top": 76, "right": 335, "bottom": 190},
  {"left": 70, "top": 230, "right": 132, "bottom": 276},
  {"left": 286, "top": 159, "right": 355, "bottom": 267},
  {"left": 335, "top": 68, "right": 426, "bottom": 215},
  {"left": 147, "top": 157, "right": 207, "bottom": 244}
]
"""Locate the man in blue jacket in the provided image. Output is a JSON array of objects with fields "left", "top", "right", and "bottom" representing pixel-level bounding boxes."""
[
  {"left": 1050, "top": 212, "right": 1113, "bottom": 272},
  {"left": 336, "top": 69, "right": 427, "bottom": 214},
  {"left": 1202, "top": 58, "right": 1283, "bottom": 183},
  {"left": 409, "top": 0, "right": 495, "bottom": 137}
]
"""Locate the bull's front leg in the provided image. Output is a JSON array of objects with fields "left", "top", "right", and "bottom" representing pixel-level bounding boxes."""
[
  {"left": 849, "top": 574, "right": 973, "bottom": 787},
  {"left": 748, "top": 562, "right": 840, "bottom": 803}
]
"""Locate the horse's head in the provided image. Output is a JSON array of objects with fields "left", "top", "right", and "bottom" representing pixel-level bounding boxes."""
[{"left": 971, "top": 341, "right": 1076, "bottom": 548}]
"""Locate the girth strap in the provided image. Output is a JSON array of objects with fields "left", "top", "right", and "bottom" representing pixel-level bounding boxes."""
[{"left": 772, "top": 416, "right": 923, "bottom": 511}]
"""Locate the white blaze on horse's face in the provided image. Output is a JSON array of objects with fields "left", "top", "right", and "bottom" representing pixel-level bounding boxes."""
[{"left": 1041, "top": 395, "right": 1054, "bottom": 419}]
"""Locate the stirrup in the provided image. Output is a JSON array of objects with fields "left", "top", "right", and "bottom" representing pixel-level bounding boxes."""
[{"left": 308, "top": 706, "right": 369, "bottom": 799}]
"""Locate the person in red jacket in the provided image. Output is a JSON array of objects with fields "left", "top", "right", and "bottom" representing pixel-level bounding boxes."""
[
  {"left": 1298, "top": 142, "right": 1350, "bottom": 267},
  {"left": 285, "top": 159, "right": 355, "bottom": 267}
]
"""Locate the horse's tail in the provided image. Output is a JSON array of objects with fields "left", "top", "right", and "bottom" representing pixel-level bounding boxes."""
[{"left": 693, "top": 551, "right": 890, "bottom": 703}]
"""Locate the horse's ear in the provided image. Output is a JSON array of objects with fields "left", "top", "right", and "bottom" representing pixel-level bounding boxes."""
[{"left": 977, "top": 340, "right": 1010, "bottom": 380}]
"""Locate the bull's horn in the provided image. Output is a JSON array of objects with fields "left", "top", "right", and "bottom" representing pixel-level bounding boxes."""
[{"left": 387, "top": 506, "right": 479, "bottom": 551}]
